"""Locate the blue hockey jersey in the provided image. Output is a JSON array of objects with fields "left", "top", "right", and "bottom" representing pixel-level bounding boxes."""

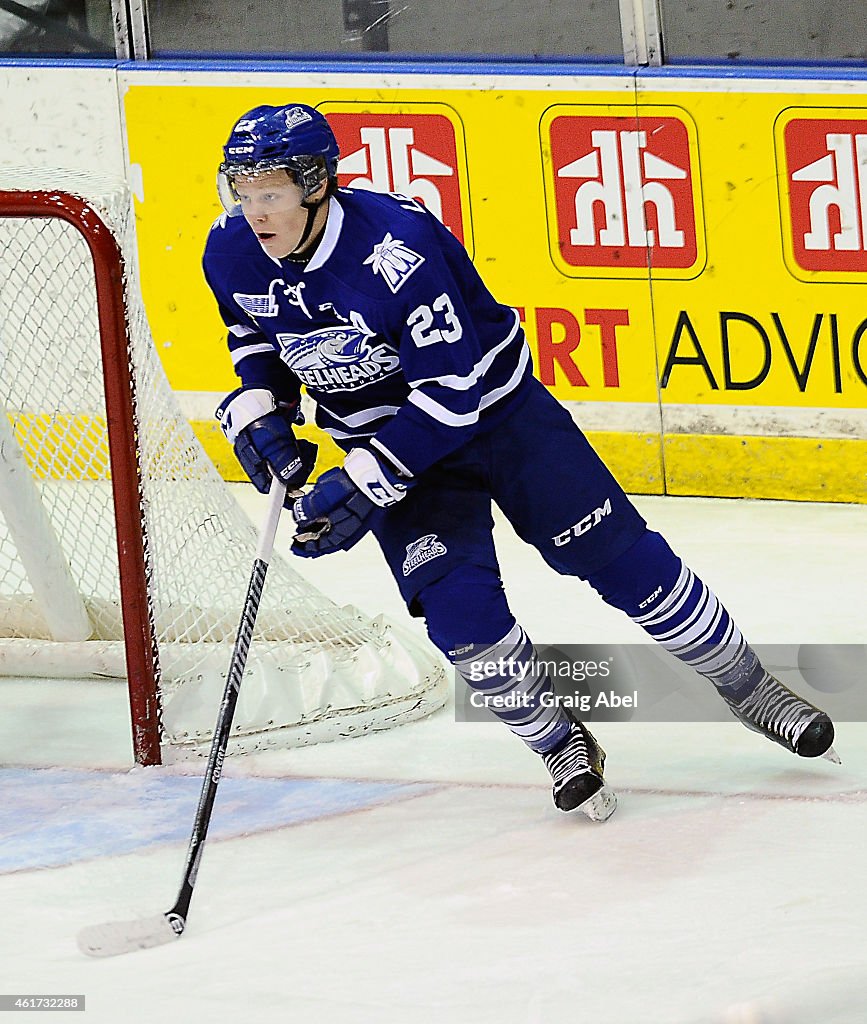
[{"left": 202, "top": 188, "right": 532, "bottom": 478}]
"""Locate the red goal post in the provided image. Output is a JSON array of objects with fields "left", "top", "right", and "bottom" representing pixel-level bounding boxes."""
[{"left": 1, "top": 188, "right": 160, "bottom": 762}]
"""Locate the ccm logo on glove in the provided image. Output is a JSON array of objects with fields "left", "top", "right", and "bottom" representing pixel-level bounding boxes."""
[
  {"left": 291, "top": 448, "right": 412, "bottom": 558},
  {"left": 216, "top": 386, "right": 317, "bottom": 499}
]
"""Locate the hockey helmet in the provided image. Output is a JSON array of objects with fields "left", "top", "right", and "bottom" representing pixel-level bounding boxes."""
[{"left": 218, "top": 104, "right": 340, "bottom": 213}]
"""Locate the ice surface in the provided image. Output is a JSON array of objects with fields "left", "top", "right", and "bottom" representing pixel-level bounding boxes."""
[{"left": 1, "top": 491, "right": 865, "bottom": 1023}]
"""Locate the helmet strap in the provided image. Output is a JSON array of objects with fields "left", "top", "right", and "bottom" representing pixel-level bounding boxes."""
[{"left": 286, "top": 196, "right": 327, "bottom": 262}]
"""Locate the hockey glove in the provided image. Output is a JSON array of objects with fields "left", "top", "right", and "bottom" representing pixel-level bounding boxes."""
[
  {"left": 217, "top": 386, "right": 317, "bottom": 498},
  {"left": 291, "top": 448, "right": 411, "bottom": 558}
]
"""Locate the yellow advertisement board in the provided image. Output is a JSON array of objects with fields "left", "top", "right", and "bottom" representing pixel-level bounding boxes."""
[
  {"left": 644, "top": 88, "right": 867, "bottom": 409},
  {"left": 121, "top": 71, "right": 866, "bottom": 502}
]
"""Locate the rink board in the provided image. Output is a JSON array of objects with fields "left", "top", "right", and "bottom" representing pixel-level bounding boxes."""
[
  {"left": 0, "top": 61, "right": 864, "bottom": 500},
  {"left": 118, "top": 66, "right": 866, "bottom": 502}
]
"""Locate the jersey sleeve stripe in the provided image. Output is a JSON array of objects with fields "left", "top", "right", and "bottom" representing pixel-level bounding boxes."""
[
  {"left": 370, "top": 438, "right": 414, "bottom": 478},
  {"left": 408, "top": 389, "right": 480, "bottom": 427},
  {"left": 405, "top": 310, "right": 521, "bottom": 391},
  {"left": 407, "top": 343, "right": 531, "bottom": 427},
  {"left": 322, "top": 426, "right": 377, "bottom": 440},
  {"left": 228, "top": 323, "right": 259, "bottom": 338},
  {"left": 482, "top": 343, "right": 531, "bottom": 410},
  {"left": 230, "top": 342, "right": 276, "bottom": 367},
  {"left": 316, "top": 403, "right": 402, "bottom": 427}
]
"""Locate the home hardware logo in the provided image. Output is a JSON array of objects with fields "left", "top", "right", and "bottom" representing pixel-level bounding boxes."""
[
  {"left": 320, "top": 103, "right": 472, "bottom": 252},
  {"left": 778, "top": 112, "right": 867, "bottom": 279},
  {"left": 542, "top": 106, "right": 705, "bottom": 279}
]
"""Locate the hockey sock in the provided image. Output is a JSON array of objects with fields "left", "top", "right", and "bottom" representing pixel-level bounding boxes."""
[
  {"left": 451, "top": 624, "right": 572, "bottom": 753},
  {"left": 419, "top": 566, "right": 571, "bottom": 753},
  {"left": 587, "top": 530, "right": 766, "bottom": 700}
]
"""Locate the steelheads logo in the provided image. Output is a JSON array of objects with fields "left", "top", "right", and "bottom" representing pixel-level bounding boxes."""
[
  {"left": 276, "top": 321, "right": 400, "bottom": 392},
  {"left": 402, "top": 534, "right": 447, "bottom": 576}
]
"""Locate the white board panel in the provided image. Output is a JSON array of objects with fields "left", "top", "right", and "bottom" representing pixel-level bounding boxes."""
[{"left": 0, "top": 66, "right": 125, "bottom": 176}]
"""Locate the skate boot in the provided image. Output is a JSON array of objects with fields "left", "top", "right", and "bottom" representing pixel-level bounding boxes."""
[
  {"left": 542, "top": 714, "right": 617, "bottom": 821},
  {"left": 722, "top": 673, "right": 839, "bottom": 762}
]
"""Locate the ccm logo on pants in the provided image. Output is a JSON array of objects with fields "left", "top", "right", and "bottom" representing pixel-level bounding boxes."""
[{"left": 552, "top": 499, "right": 612, "bottom": 546}]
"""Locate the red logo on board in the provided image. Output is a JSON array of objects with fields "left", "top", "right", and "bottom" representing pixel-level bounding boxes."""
[
  {"left": 548, "top": 114, "right": 699, "bottom": 270},
  {"left": 327, "top": 111, "right": 466, "bottom": 244},
  {"left": 784, "top": 118, "right": 867, "bottom": 273}
]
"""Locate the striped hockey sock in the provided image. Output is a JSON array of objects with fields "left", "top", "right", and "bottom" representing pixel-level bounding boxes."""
[
  {"left": 453, "top": 623, "right": 571, "bottom": 753},
  {"left": 630, "top": 561, "right": 765, "bottom": 698},
  {"left": 588, "top": 531, "right": 835, "bottom": 758}
]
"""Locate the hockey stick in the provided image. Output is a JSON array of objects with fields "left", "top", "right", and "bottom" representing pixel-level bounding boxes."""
[{"left": 77, "top": 476, "right": 288, "bottom": 958}]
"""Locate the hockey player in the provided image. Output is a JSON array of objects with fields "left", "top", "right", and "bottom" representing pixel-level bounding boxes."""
[{"left": 205, "top": 103, "right": 837, "bottom": 822}]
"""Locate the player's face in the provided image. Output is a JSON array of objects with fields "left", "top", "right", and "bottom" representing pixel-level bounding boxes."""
[{"left": 233, "top": 170, "right": 309, "bottom": 259}]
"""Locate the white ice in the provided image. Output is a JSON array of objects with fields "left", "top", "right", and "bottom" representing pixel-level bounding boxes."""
[{"left": 1, "top": 490, "right": 866, "bottom": 1024}]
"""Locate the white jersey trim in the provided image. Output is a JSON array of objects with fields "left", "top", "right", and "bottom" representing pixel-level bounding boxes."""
[
  {"left": 230, "top": 342, "right": 276, "bottom": 367},
  {"left": 322, "top": 426, "right": 376, "bottom": 440},
  {"left": 317, "top": 402, "right": 402, "bottom": 427},
  {"left": 228, "top": 323, "right": 258, "bottom": 337},
  {"left": 370, "top": 438, "right": 414, "bottom": 478},
  {"left": 408, "top": 344, "right": 530, "bottom": 427},
  {"left": 305, "top": 198, "right": 344, "bottom": 273},
  {"left": 406, "top": 309, "right": 522, "bottom": 391}
]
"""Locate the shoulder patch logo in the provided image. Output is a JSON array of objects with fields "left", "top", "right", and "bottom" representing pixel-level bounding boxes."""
[
  {"left": 234, "top": 283, "right": 279, "bottom": 318},
  {"left": 402, "top": 534, "right": 447, "bottom": 576},
  {"left": 364, "top": 232, "right": 425, "bottom": 293}
]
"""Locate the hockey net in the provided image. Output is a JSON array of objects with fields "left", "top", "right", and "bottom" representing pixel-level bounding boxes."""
[{"left": 0, "top": 169, "right": 447, "bottom": 765}]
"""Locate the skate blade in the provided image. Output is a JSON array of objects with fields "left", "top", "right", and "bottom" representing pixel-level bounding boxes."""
[
  {"left": 579, "top": 784, "right": 617, "bottom": 822},
  {"left": 823, "top": 745, "right": 842, "bottom": 765}
]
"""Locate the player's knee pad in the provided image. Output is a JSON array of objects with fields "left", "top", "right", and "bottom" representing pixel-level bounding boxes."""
[
  {"left": 416, "top": 565, "right": 515, "bottom": 660},
  {"left": 585, "top": 529, "right": 683, "bottom": 618}
]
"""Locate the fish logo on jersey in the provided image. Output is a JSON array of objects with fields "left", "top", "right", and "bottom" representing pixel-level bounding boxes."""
[
  {"left": 364, "top": 233, "right": 425, "bottom": 293},
  {"left": 402, "top": 534, "right": 447, "bottom": 576},
  {"left": 276, "top": 321, "right": 400, "bottom": 392}
]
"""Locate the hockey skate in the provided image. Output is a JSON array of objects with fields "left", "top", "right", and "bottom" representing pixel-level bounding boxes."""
[
  {"left": 542, "top": 714, "right": 617, "bottom": 821},
  {"left": 722, "top": 673, "right": 839, "bottom": 762}
]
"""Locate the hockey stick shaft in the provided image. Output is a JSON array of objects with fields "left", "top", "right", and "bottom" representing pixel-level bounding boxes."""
[
  {"left": 77, "top": 478, "right": 289, "bottom": 957},
  {"left": 167, "top": 476, "right": 287, "bottom": 931}
]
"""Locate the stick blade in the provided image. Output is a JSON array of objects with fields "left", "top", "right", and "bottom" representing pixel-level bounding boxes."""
[{"left": 77, "top": 912, "right": 184, "bottom": 958}]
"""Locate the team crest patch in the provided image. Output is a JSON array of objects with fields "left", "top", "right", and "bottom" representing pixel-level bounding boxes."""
[
  {"left": 364, "top": 233, "right": 425, "bottom": 293},
  {"left": 285, "top": 106, "right": 313, "bottom": 129},
  {"left": 276, "top": 320, "right": 400, "bottom": 393},
  {"left": 402, "top": 534, "right": 447, "bottom": 576}
]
